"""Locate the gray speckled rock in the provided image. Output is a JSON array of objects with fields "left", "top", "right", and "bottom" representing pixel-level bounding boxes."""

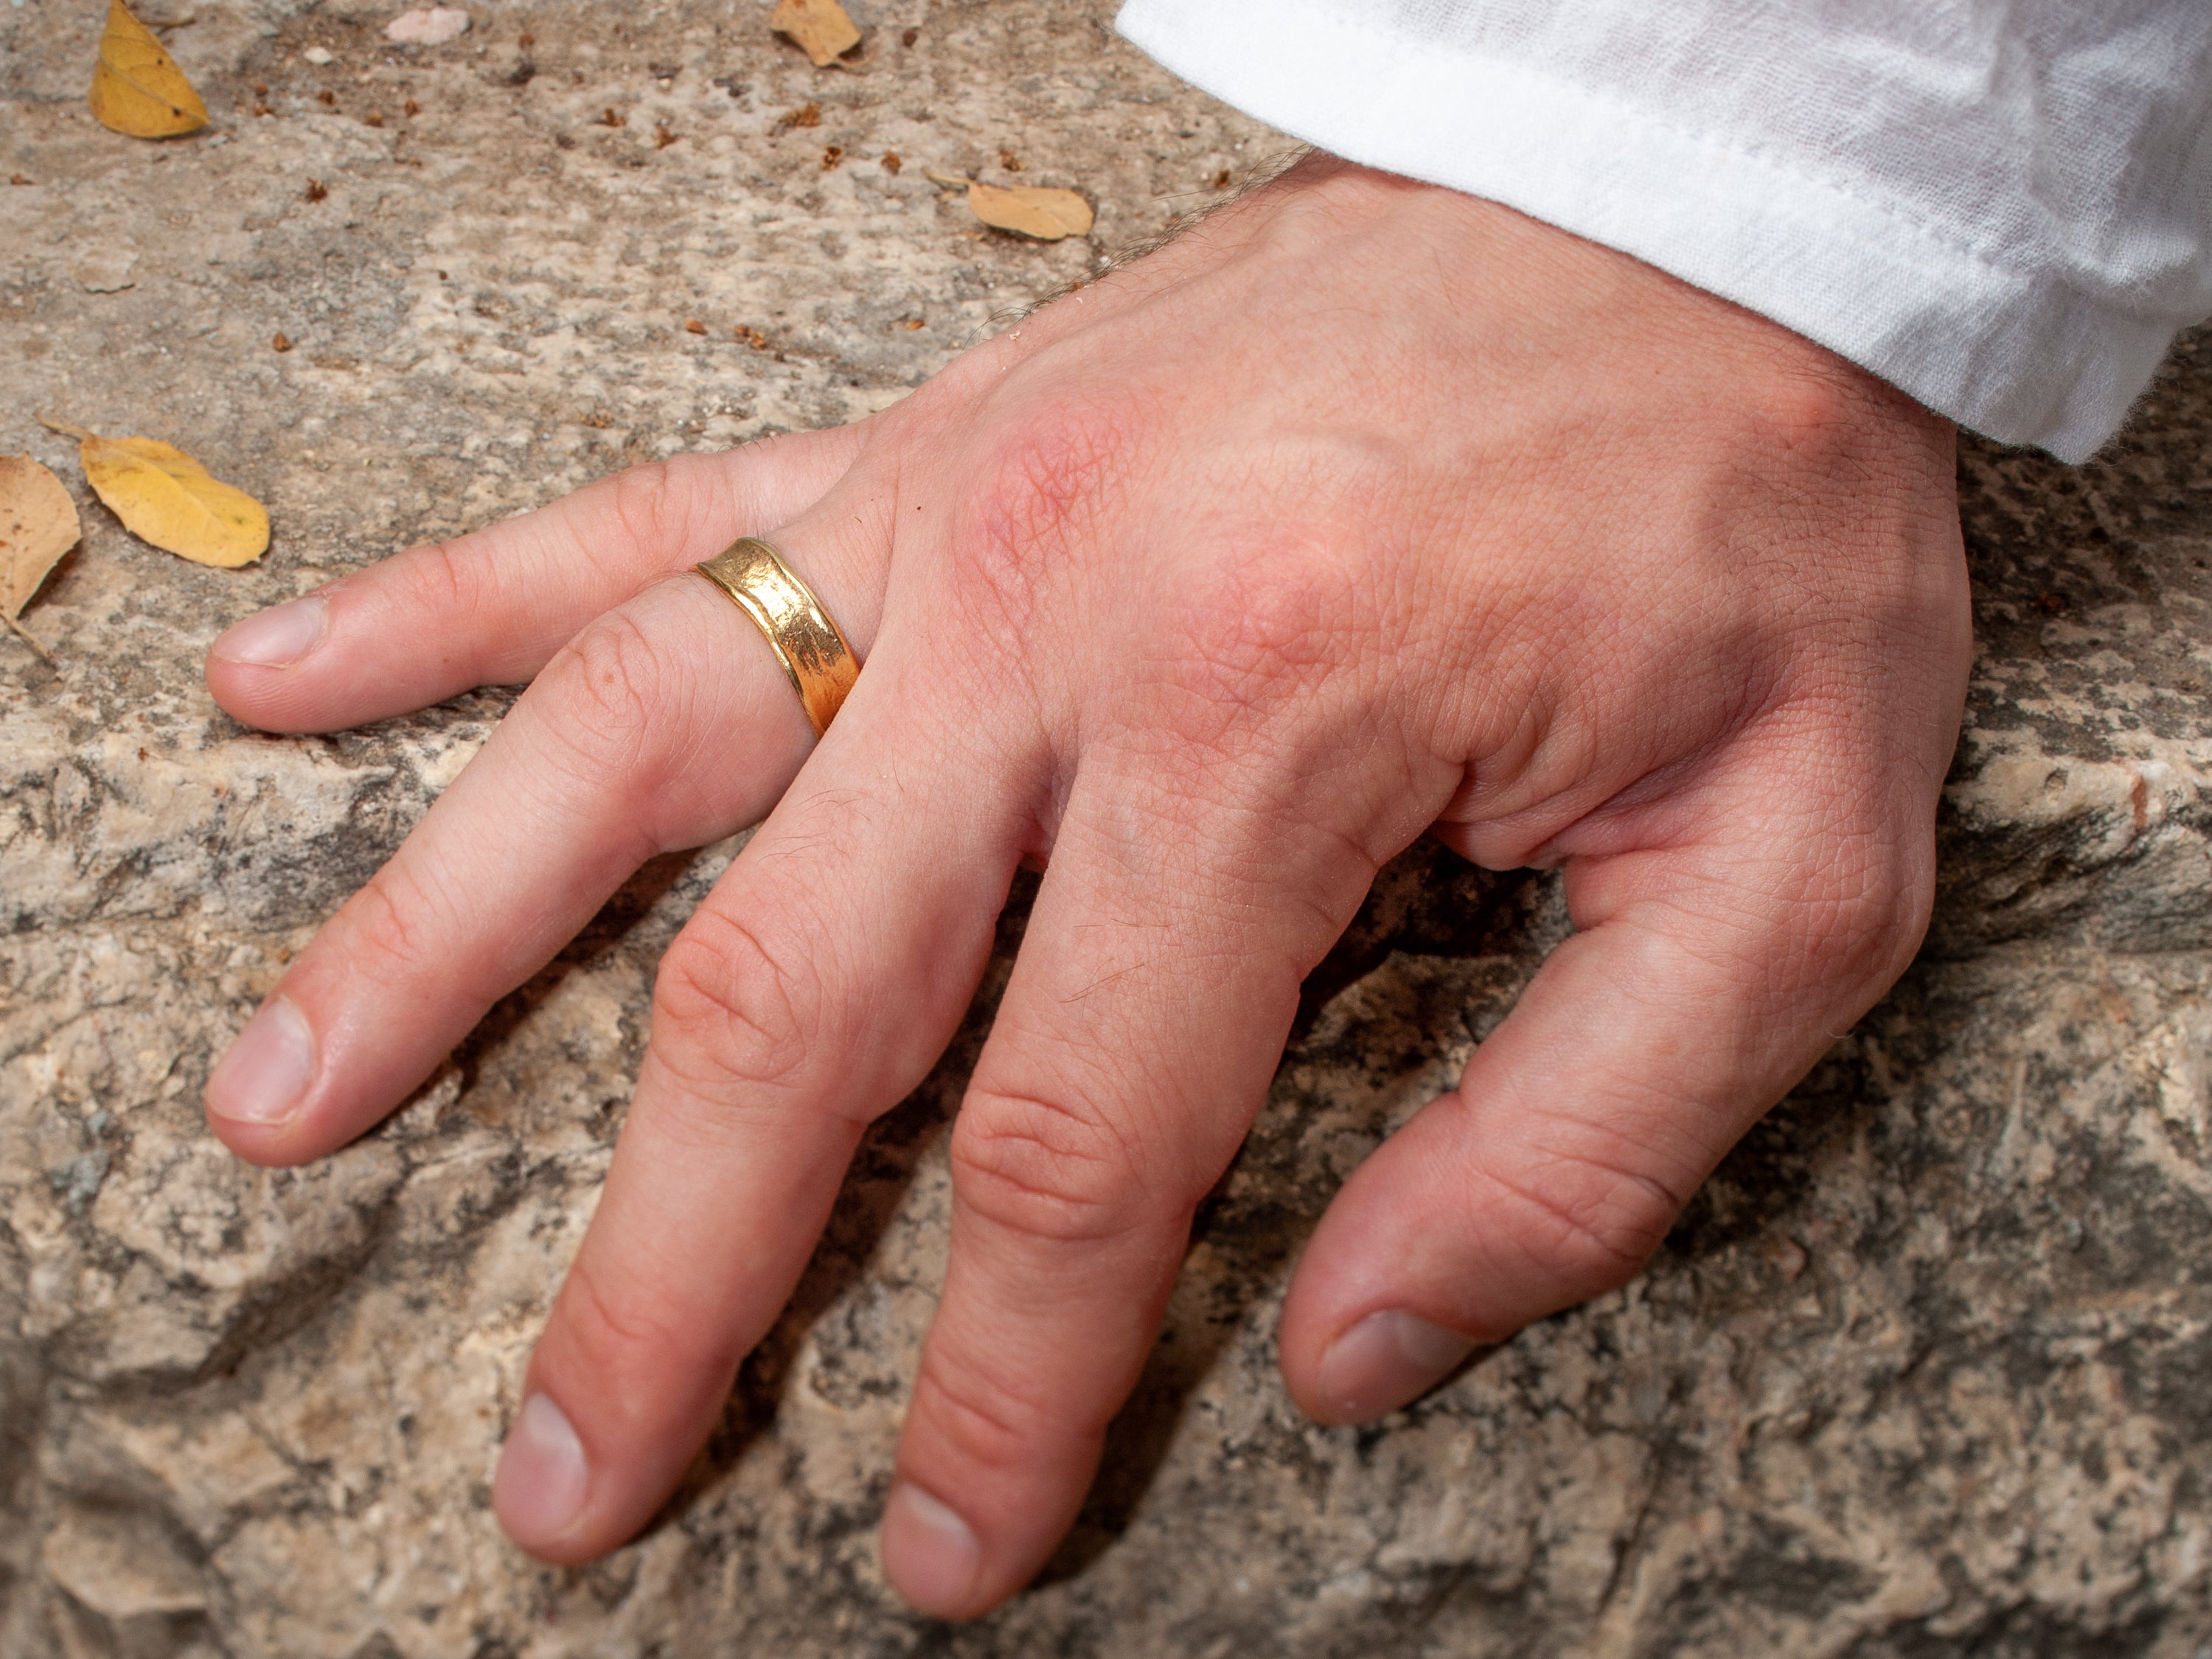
[{"left": 4, "top": 2, "right": 2211, "bottom": 1655}]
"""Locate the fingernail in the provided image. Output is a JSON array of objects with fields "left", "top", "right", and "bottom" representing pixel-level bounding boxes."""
[
  {"left": 493, "top": 1394, "right": 589, "bottom": 1545},
  {"left": 204, "top": 995, "right": 317, "bottom": 1127},
  {"left": 1316, "top": 1310, "right": 1475, "bottom": 1424},
  {"left": 211, "top": 596, "right": 327, "bottom": 667},
  {"left": 881, "top": 1482, "right": 981, "bottom": 1616}
]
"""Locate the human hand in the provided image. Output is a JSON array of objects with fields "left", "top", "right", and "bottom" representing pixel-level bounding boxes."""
[{"left": 201, "top": 155, "right": 1969, "bottom": 1618}]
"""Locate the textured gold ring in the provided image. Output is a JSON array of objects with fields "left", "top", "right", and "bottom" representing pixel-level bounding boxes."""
[{"left": 693, "top": 538, "right": 858, "bottom": 737}]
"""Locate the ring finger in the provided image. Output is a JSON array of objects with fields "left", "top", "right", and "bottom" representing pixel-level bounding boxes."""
[{"left": 203, "top": 520, "right": 877, "bottom": 1166}]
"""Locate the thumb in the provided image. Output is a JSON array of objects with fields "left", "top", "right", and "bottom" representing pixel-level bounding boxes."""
[{"left": 1276, "top": 776, "right": 1933, "bottom": 1424}]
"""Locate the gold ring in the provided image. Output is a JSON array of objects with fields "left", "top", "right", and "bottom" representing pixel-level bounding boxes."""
[{"left": 693, "top": 538, "right": 859, "bottom": 737}]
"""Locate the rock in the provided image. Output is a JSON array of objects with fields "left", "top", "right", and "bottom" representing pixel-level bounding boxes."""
[
  {"left": 382, "top": 7, "right": 468, "bottom": 47},
  {"left": 68, "top": 250, "right": 136, "bottom": 295},
  {"left": 2, "top": 1, "right": 2210, "bottom": 1656}
]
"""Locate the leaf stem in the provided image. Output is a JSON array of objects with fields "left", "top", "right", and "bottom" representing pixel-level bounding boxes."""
[
  {"left": 3, "top": 611, "right": 55, "bottom": 662},
  {"left": 34, "top": 414, "right": 94, "bottom": 442}
]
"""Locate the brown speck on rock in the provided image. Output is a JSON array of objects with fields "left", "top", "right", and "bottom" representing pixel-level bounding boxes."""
[
  {"left": 902, "top": 26, "right": 919, "bottom": 46},
  {"left": 518, "top": 29, "right": 535, "bottom": 47},
  {"left": 777, "top": 102, "right": 821, "bottom": 131},
  {"left": 821, "top": 145, "right": 844, "bottom": 170},
  {"left": 404, "top": 97, "right": 420, "bottom": 116},
  {"left": 655, "top": 123, "right": 678, "bottom": 148},
  {"left": 596, "top": 108, "right": 625, "bottom": 128},
  {"left": 8, "top": 174, "right": 29, "bottom": 187},
  {"left": 2034, "top": 591, "right": 2069, "bottom": 615},
  {"left": 272, "top": 333, "right": 293, "bottom": 352},
  {"left": 880, "top": 150, "right": 902, "bottom": 173},
  {"left": 1214, "top": 167, "right": 1232, "bottom": 188},
  {"left": 1758, "top": 1236, "right": 1809, "bottom": 1283},
  {"left": 998, "top": 147, "right": 1023, "bottom": 171},
  {"left": 319, "top": 88, "right": 336, "bottom": 107},
  {"left": 684, "top": 318, "right": 706, "bottom": 335},
  {"left": 365, "top": 110, "right": 384, "bottom": 128},
  {"left": 305, "top": 179, "right": 327, "bottom": 202}
]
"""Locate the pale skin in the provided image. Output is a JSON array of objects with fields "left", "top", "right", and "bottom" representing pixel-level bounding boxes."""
[{"left": 201, "top": 156, "right": 1971, "bottom": 1618}]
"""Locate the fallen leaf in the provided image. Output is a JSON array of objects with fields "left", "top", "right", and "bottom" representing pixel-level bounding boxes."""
[
  {"left": 36, "top": 417, "right": 268, "bottom": 568},
  {"left": 88, "top": 0, "right": 208, "bottom": 139},
  {"left": 964, "top": 180, "right": 1093, "bottom": 241},
  {"left": 385, "top": 6, "right": 470, "bottom": 46},
  {"left": 1, "top": 455, "right": 80, "bottom": 659},
  {"left": 771, "top": 0, "right": 860, "bottom": 66}
]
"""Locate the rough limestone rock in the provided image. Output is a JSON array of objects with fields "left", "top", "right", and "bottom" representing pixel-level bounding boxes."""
[{"left": 4, "top": 2, "right": 2211, "bottom": 1655}]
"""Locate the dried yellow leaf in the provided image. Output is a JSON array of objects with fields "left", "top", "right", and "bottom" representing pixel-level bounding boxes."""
[
  {"left": 965, "top": 181, "right": 1093, "bottom": 241},
  {"left": 1, "top": 455, "right": 81, "bottom": 659},
  {"left": 771, "top": 0, "right": 860, "bottom": 67},
  {"left": 38, "top": 418, "right": 268, "bottom": 568},
  {"left": 88, "top": 0, "right": 208, "bottom": 139}
]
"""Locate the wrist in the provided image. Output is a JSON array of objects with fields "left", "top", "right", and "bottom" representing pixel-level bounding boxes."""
[{"left": 1261, "top": 150, "right": 1940, "bottom": 445}]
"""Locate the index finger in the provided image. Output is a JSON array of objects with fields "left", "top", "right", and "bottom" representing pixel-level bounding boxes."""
[{"left": 206, "top": 425, "right": 865, "bottom": 734}]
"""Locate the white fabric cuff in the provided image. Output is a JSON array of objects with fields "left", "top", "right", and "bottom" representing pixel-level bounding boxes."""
[{"left": 1116, "top": 0, "right": 2184, "bottom": 462}]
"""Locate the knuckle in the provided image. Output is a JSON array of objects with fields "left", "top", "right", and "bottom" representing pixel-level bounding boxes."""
[
  {"left": 539, "top": 608, "right": 672, "bottom": 778},
  {"left": 406, "top": 535, "right": 489, "bottom": 633},
  {"left": 1789, "top": 818, "right": 1934, "bottom": 992},
  {"left": 554, "top": 1252, "right": 708, "bottom": 1386},
  {"left": 949, "top": 1086, "right": 1141, "bottom": 1245},
  {"left": 1159, "top": 534, "right": 1360, "bottom": 730},
  {"left": 1478, "top": 1147, "right": 1681, "bottom": 1299},
  {"left": 911, "top": 1343, "right": 1064, "bottom": 1472},
  {"left": 953, "top": 398, "right": 1136, "bottom": 624},
  {"left": 336, "top": 858, "right": 444, "bottom": 984},
  {"left": 651, "top": 906, "right": 815, "bottom": 1096},
  {"left": 602, "top": 456, "right": 693, "bottom": 557}
]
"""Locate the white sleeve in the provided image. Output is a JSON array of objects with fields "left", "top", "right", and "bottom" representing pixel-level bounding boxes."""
[{"left": 1115, "top": 0, "right": 2212, "bottom": 462}]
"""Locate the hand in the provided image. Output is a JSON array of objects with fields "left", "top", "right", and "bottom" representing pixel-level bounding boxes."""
[{"left": 201, "top": 155, "right": 1969, "bottom": 1618}]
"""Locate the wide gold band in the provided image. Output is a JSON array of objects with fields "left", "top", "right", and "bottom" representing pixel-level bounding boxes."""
[{"left": 693, "top": 538, "right": 858, "bottom": 737}]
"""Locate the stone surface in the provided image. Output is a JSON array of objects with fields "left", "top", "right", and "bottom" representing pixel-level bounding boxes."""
[{"left": 4, "top": 1, "right": 2212, "bottom": 1655}]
